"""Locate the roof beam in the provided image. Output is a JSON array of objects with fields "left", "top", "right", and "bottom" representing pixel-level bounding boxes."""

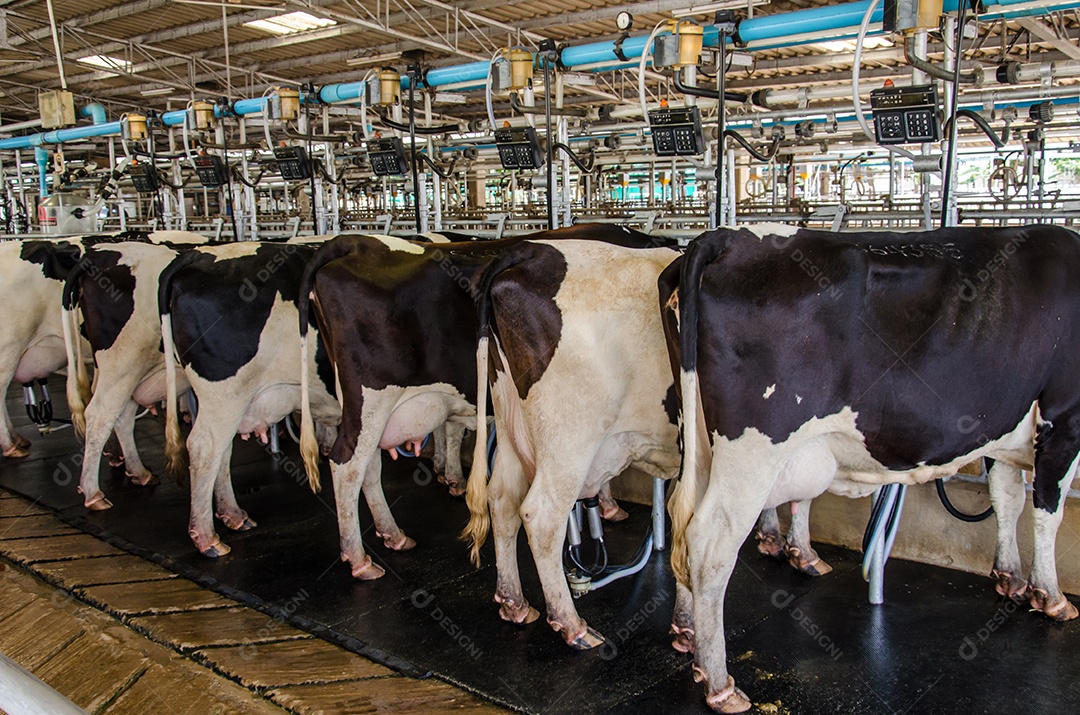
[
  {"left": 2, "top": 0, "right": 171, "bottom": 48},
  {"left": 1014, "top": 17, "right": 1080, "bottom": 60}
]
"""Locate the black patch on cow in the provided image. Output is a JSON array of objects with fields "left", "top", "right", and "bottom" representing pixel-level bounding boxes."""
[
  {"left": 78, "top": 251, "right": 137, "bottom": 353},
  {"left": 169, "top": 244, "right": 315, "bottom": 382},
  {"left": 309, "top": 226, "right": 680, "bottom": 464},
  {"left": 663, "top": 383, "right": 679, "bottom": 427},
  {"left": 682, "top": 225, "right": 1080, "bottom": 509},
  {"left": 487, "top": 243, "right": 568, "bottom": 400},
  {"left": 19, "top": 241, "right": 82, "bottom": 281},
  {"left": 314, "top": 330, "right": 336, "bottom": 397}
]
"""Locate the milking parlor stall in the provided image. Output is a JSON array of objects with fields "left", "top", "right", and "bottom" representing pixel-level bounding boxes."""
[{"left": 4, "top": 0, "right": 1080, "bottom": 713}]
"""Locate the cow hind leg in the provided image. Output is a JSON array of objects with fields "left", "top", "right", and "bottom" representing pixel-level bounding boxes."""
[
  {"left": 520, "top": 467, "right": 603, "bottom": 650},
  {"left": 754, "top": 507, "right": 786, "bottom": 560},
  {"left": 489, "top": 440, "right": 537, "bottom": 625},
  {"left": 213, "top": 455, "right": 255, "bottom": 533},
  {"left": 987, "top": 461, "right": 1028, "bottom": 601},
  {"left": 77, "top": 391, "right": 129, "bottom": 510},
  {"left": 330, "top": 452, "right": 384, "bottom": 580},
  {"left": 186, "top": 417, "right": 237, "bottom": 558},
  {"left": 1028, "top": 420, "right": 1080, "bottom": 621},
  {"left": 688, "top": 463, "right": 776, "bottom": 714},
  {"left": 785, "top": 500, "right": 831, "bottom": 576},
  {"left": 598, "top": 483, "right": 628, "bottom": 522},
  {"left": 114, "top": 399, "right": 156, "bottom": 486},
  {"left": 0, "top": 359, "right": 29, "bottom": 458},
  {"left": 671, "top": 581, "right": 696, "bottom": 653},
  {"left": 436, "top": 422, "right": 467, "bottom": 497},
  {"left": 362, "top": 457, "right": 415, "bottom": 552}
]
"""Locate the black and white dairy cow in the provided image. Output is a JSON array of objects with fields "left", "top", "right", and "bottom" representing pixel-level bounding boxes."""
[
  {"left": 159, "top": 238, "right": 344, "bottom": 556},
  {"left": 0, "top": 231, "right": 193, "bottom": 460},
  {"left": 159, "top": 234, "right": 467, "bottom": 557},
  {"left": 298, "top": 225, "right": 658, "bottom": 580},
  {"left": 665, "top": 224, "right": 1080, "bottom": 713},
  {"left": 62, "top": 233, "right": 209, "bottom": 508},
  {"left": 461, "top": 238, "right": 681, "bottom": 648}
]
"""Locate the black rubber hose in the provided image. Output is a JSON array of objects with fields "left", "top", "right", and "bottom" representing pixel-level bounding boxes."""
[
  {"left": 412, "top": 151, "right": 458, "bottom": 180},
  {"left": 672, "top": 72, "right": 747, "bottom": 103},
  {"left": 231, "top": 166, "right": 267, "bottom": 188},
  {"left": 280, "top": 127, "right": 349, "bottom": 143},
  {"left": 552, "top": 142, "right": 595, "bottom": 173},
  {"left": 376, "top": 108, "right": 458, "bottom": 135},
  {"left": 936, "top": 477, "right": 994, "bottom": 522},
  {"left": 510, "top": 91, "right": 588, "bottom": 117},
  {"left": 943, "top": 109, "right": 1010, "bottom": 149},
  {"left": 723, "top": 129, "right": 779, "bottom": 162}
]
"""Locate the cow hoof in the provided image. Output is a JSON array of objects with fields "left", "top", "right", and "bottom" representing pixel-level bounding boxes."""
[
  {"left": 14, "top": 434, "right": 30, "bottom": 449},
  {"left": 755, "top": 530, "right": 787, "bottom": 560},
  {"left": 670, "top": 624, "right": 695, "bottom": 654},
  {"left": 349, "top": 555, "right": 385, "bottom": 580},
  {"left": 200, "top": 539, "right": 232, "bottom": 558},
  {"left": 601, "top": 505, "right": 630, "bottom": 522},
  {"left": 378, "top": 532, "right": 416, "bottom": 551},
  {"left": 436, "top": 473, "right": 467, "bottom": 498},
  {"left": 700, "top": 674, "right": 752, "bottom": 714},
  {"left": 1030, "top": 588, "right": 1079, "bottom": 621},
  {"left": 787, "top": 548, "right": 833, "bottom": 577},
  {"left": 566, "top": 626, "right": 605, "bottom": 650},
  {"left": 225, "top": 516, "right": 257, "bottom": 532},
  {"left": 497, "top": 598, "right": 539, "bottom": 625},
  {"left": 84, "top": 492, "right": 113, "bottom": 511},
  {"left": 128, "top": 472, "right": 158, "bottom": 487},
  {"left": 991, "top": 569, "right": 1029, "bottom": 601},
  {"left": 2, "top": 444, "right": 29, "bottom": 459}
]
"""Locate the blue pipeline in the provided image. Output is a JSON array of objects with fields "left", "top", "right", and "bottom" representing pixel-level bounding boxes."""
[
  {"left": 0, "top": 0, "right": 1076, "bottom": 150},
  {"left": 34, "top": 147, "right": 49, "bottom": 198},
  {"left": 79, "top": 103, "right": 107, "bottom": 125}
]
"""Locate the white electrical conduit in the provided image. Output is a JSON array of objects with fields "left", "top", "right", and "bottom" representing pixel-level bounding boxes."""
[
  {"left": 262, "top": 86, "right": 277, "bottom": 150},
  {"left": 485, "top": 49, "right": 502, "bottom": 132},
  {"left": 182, "top": 100, "right": 198, "bottom": 169},
  {"left": 638, "top": 21, "right": 670, "bottom": 122},
  {"left": 853, "top": 0, "right": 917, "bottom": 160}
]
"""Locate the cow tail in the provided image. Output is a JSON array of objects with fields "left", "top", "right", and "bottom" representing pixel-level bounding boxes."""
[
  {"left": 158, "top": 253, "right": 197, "bottom": 485},
  {"left": 61, "top": 258, "right": 93, "bottom": 439},
  {"left": 461, "top": 248, "right": 534, "bottom": 567},
  {"left": 297, "top": 238, "right": 358, "bottom": 493},
  {"left": 462, "top": 334, "right": 491, "bottom": 567},
  {"left": 299, "top": 331, "right": 321, "bottom": 493},
  {"left": 669, "top": 236, "right": 725, "bottom": 585}
]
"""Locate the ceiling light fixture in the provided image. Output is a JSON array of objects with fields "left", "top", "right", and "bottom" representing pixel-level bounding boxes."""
[
  {"left": 244, "top": 11, "right": 336, "bottom": 36},
  {"left": 346, "top": 52, "right": 403, "bottom": 67},
  {"left": 671, "top": 0, "right": 767, "bottom": 18}
]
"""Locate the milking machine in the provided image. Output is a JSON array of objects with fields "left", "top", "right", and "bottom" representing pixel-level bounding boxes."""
[{"left": 22, "top": 378, "right": 68, "bottom": 434}]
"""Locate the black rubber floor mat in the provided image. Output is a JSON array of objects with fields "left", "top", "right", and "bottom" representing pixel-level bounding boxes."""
[{"left": 3, "top": 390, "right": 1080, "bottom": 714}]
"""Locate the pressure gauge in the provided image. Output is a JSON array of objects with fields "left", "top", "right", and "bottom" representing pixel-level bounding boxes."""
[{"left": 616, "top": 11, "right": 633, "bottom": 32}]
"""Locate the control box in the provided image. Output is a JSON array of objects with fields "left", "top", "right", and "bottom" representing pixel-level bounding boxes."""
[
  {"left": 128, "top": 163, "right": 159, "bottom": 194},
  {"left": 273, "top": 146, "right": 312, "bottom": 181},
  {"left": 870, "top": 84, "right": 941, "bottom": 145},
  {"left": 648, "top": 106, "right": 705, "bottom": 157},
  {"left": 368, "top": 137, "right": 410, "bottom": 176},
  {"left": 193, "top": 155, "right": 228, "bottom": 188},
  {"left": 494, "top": 126, "right": 544, "bottom": 170}
]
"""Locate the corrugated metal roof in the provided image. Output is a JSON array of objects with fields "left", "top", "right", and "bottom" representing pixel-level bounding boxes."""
[{"left": 0, "top": 0, "right": 1069, "bottom": 121}]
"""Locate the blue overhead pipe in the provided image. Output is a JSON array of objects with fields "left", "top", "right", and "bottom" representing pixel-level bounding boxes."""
[
  {"left": 0, "top": 0, "right": 1077, "bottom": 150},
  {"left": 34, "top": 146, "right": 49, "bottom": 198},
  {"left": 79, "top": 103, "right": 107, "bottom": 125}
]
